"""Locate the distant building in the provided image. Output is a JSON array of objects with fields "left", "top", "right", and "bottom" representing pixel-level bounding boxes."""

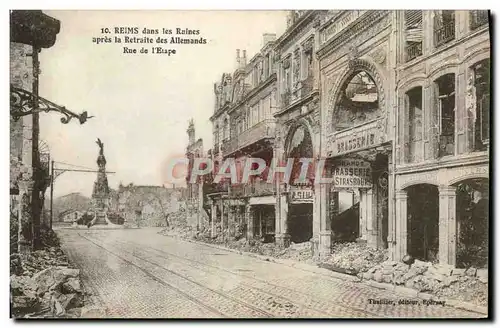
[
  {"left": 115, "top": 184, "right": 186, "bottom": 227},
  {"left": 59, "top": 209, "right": 84, "bottom": 223}
]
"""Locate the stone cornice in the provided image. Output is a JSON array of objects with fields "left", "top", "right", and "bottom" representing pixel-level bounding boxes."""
[
  {"left": 10, "top": 10, "right": 60, "bottom": 48},
  {"left": 317, "top": 10, "right": 389, "bottom": 59},
  {"left": 228, "top": 73, "right": 277, "bottom": 115},
  {"left": 275, "top": 11, "right": 317, "bottom": 52}
]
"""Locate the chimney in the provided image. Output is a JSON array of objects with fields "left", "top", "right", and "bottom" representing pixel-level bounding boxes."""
[
  {"left": 236, "top": 49, "right": 240, "bottom": 66},
  {"left": 262, "top": 33, "right": 277, "bottom": 47},
  {"left": 242, "top": 50, "right": 247, "bottom": 66}
]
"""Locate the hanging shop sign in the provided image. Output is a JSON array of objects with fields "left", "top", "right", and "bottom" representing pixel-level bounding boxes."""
[
  {"left": 289, "top": 186, "right": 314, "bottom": 204},
  {"left": 332, "top": 159, "right": 372, "bottom": 188}
]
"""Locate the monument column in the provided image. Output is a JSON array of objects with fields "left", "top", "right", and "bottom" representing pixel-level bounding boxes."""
[{"left": 91, "top": 138, "right": 111, "bottom": 226}]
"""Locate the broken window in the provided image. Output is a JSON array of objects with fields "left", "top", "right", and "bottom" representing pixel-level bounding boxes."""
[
  {"left": 470, "top": 10, "right": 489, "bottom": 31},
  {"left": 404, "top": 10, "right": 423, "bottom": 62},
  {"left": 434, "top": 10, "right": 455, "bottom": 47},
  {"left": 435, "top": 73, "right": 455, "bottom": 157},
  {"left": 223, "top": 118, "right": 229, "bottom": 140},
  {"left": 471, "top": 59, "right": 490, "bottom": 151},
  {"left": 335, "top": 71, "right": 380, "bottom": 131},
  {"left": 406, "top": 87, "right": 423, "bottom": 162},
  {"left": 214, "top": 124, "right": 220, "bottom": 145}
]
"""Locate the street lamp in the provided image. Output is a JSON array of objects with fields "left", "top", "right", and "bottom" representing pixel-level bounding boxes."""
[{"left": 10, "top": 85, "right": 94, "bottom": 124}]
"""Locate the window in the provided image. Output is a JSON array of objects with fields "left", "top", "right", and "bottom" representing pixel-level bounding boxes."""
[
  {"left": 252, "top": 104, "right": 259, "bottom": 125},
  {"left": 470, "top": 10, "right": 489, "bottom": 31},
  {"left": 404, "top": 10, "right": 423, "bottom": 62},
  {"left": 264, "top": 54, "right": 270, "bottom": 80},
  {"left": 435, "top": 73, "right": 455, "bottom": 156},
  {"left": 434, "top": 10, "right": 455, "bottom": 47},
  {"left": 406, "top": 87, "right": 423, "bottom": 162},
  {"left": 334, "top": 71, "right": 380, "bottom": 131},
  {"left": 302, "top": 48, "right": 312, "bottom": 78},
  {"left": 223, "top": 118, "right": 229, "bottom": 140},
  {"left": 472, "top": 59, "right": 490, "bottom": 150},
  {"left": 214, "top": 125, "right": 219, "bottom": 145}
]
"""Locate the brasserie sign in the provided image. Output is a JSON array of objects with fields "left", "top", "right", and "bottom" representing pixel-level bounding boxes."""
[
  {"left": 332, "top": 159, "right": 372, "bottom": 188},
  {"left": 332, "top": 124, "right": 384, "bottom": 156}
]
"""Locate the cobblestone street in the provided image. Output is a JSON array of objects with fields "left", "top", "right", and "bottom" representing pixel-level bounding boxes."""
[{"left": 55, "top": 227, "right": 485, "bottom": 319}]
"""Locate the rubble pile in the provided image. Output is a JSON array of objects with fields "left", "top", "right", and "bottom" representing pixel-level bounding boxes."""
[
  {"left": 10, "top": 227, "right": 87, "bottom": 318},
  {"left": 11, "top": 267, "right": 85, "bottom": 318},
  {"left": 358, "top": 259, "right": 488, "bottom": 306},
  {"left": 320, "top": 242, "right": 388, "bottom": 274}
]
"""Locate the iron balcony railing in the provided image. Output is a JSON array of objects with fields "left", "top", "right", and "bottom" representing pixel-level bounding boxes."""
[
  {"left": 470, "top": 11, "right": 489, "bottom": 31},
  {"left": 222, "top": 119, "right": 275, "bottom": 156},
  {"left": 406, "top": 42, "right": 423, "bottom": 62},
  {"left": 434, "top": 21, "right": 455, "bottom": 47},
  {"left": 229, "top": 180, "right": 275, "bottom": 198}
]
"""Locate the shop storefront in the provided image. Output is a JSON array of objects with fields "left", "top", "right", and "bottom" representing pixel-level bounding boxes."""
[{"left": 394, "top": 162, "right": 489, "bottom": 267}]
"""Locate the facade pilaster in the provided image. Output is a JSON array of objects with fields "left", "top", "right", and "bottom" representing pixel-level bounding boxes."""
[
  {"left": 439, "top": 185, "right": 457, "bottom": 266},
  {"left": 394, "top": 189, "right": 408, "bottom": 261}
]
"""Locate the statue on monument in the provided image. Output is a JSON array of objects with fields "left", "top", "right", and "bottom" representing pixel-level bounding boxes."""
[{"left": 96, "top": 138, "right": 104, "bottom": 156}]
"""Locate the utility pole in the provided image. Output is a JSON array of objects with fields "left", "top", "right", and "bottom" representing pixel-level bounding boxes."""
[
  {"left": 50, "top": 159, "right": 54, "bottom": 229},
  {"left": 49, "top": 162, "right": 115, "bottom": 227},
  {"left": 32, "top": 46, "right": 41, "bottom": 250}
]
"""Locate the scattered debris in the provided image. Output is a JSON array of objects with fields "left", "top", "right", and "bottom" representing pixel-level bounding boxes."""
[{"left": 10, "top": 227, "right": 87, "bottom": 318}]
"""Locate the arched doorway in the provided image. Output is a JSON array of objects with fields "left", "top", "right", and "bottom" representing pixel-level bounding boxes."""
[
  {"left": 455, "top": 178, "right": 489, "bottom": 268},
  {"left": 287, "top": 124, "right": 314, "bottom": 243},
  {"left": 406, "top": 184, "right": 439, "bottom": 262}
]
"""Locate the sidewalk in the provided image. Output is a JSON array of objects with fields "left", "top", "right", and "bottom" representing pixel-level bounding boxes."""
[{"left": 162, "top": 233, "right": 488, "bottom": 316}]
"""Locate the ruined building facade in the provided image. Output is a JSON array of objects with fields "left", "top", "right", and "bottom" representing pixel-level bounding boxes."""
[{"left": 193, "top": 10, "right": 490, "bottom": 268}]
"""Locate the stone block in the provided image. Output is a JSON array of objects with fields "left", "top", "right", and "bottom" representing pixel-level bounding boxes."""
[
  {"left": 405, "top": 278, "right": 415, "bottom": 289},
  {"left": 452, "top": 268, "right": 466, "bottom": 275},
  {"left": 443, "top": 275, "right": 459, "bottom": 287},
  {"left": 382, "top": 274, "right": 392, "bottom": 283},
  {"left": 477, "top": 269, "right": 488, "bottom": 283},
  {"left": 382, "top": 269, "right": 393, "bottom": 275},
  {"left": 363, "top": 272, "right": 373, "bottom": 280},
  {"left": 465, "top": 267, "right": 477, "bottom": 277},
  {"left": 373, "top": 271, "right": 383, "bottom": 283},
  {"left": 436, "top": 264, "right": 453, "bottom": 276}
]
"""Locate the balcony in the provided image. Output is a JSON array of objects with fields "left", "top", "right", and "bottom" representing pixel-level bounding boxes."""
[
  {"left": 223, "top": 119, "right": 275, "bottom": 156},
  {"left": 406, "top": 42, "right": 422, "bottom": 62},
  {"left": 204, "top": 181, "right": 229, "bottom": 195},
  {"left": 470, "top": 11, "right": 489, "bottom": 31},
  {"left": 434, "top": 21, "right": 455, "bottom": 47},
  {"left": 229, "top": 180, "right": 275, "bottom": 198}
]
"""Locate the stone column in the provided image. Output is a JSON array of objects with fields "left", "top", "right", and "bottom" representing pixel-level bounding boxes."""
[
  {"left": 17, "top": 179, "right": 34, "bottom": 253},
  {"left": 220, "top": 201, "right": 225, "bottom": 236},
  {"left": 245, "top": 203, "right": 253, "bottom": 240},
  {"left": 210, "top": 201, "right": 216, "bottom": 238},
  {"left": 228, "top": 205, "right": 235, "bottom": 238},
  {"left": 317, "top": 183, "right": 333, "bottom": 256},
  {"left": 275, "top": 192, "right": 290, "bottom": 247},
  {"left": 365, "top": 189, "right": 379, "bottom": 248},
  {"left": 394, "top": 189, "right": 408, "bottom": 261},
  {"left": 439, "top": 185, "right": 457, "bottom": 266},
  {"left": 387, "top": 169, "right": 396, "bottom": 260},
  {"left": 357, "top": 189, "right": 368, "bottom": 243}
]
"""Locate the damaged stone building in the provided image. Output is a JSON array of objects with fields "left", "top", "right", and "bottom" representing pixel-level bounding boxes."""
[
  {"left": 192, "top": 10, "right": 490, "bottom": 268},
  {"left": 113, "top": 184, "right": 186, "bottom": 227}
]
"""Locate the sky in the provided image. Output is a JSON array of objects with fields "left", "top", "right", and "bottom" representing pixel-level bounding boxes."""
[{"left": 38, "top": 10, "right": 287, "bottom": 197}]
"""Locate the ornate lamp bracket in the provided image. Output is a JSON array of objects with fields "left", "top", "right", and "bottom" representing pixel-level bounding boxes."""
[{"left": 10, "top": 85, "right": 93, "bottom": 124}]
